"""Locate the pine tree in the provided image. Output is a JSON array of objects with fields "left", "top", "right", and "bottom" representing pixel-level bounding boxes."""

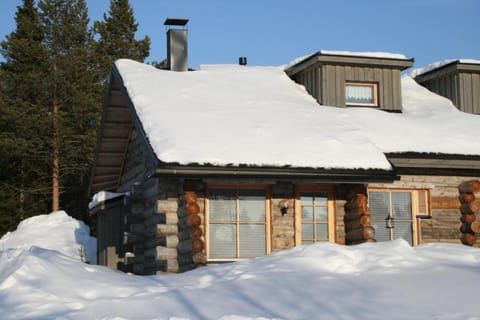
[
  {"left": 38, "top": 0, "right": 103, "bottom": 218},
  {"left": 0, "top": 0, "right": 51, "bottom": 236},
  {"left": 94, "top": 0, "right": 150, "bottom": 82}
]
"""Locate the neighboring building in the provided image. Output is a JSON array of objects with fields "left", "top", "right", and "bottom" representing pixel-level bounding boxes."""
[
  {"left": 413, "top": 60, "right": 480, "bottom": 115},
  {"left": 88, "top": 21, "right": 480, "bottom": 275}
]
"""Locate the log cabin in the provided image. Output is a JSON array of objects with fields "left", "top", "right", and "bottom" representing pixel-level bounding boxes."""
[{"left": 88, "top": 19, "right": 480, "bottom": 275}]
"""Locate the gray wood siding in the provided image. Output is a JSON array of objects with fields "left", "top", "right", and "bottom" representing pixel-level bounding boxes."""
[
  {"left": 292, "top": 67, "right": 321, "bottom": 103},
  {"left": 417, "top": 69, "right": 480, "bottom": 115},
  {"left": 118, "top": 127, "right": 155, "bottom": 192},
  {"left": 459, "top": 73, "right": 480, "bottom": 114},
  {"left": 292, "top": 63, "right": 403, "bottom": 111},
  {"left": 421, "top": 74, "right": 461, "bottom": 111}
]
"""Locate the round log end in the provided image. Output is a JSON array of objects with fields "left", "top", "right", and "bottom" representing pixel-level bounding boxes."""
[
  {"left": 192, "top": 239, "right": 205, "bottom": 253},
  {"left": 186, "top": 202, "right": 200, "bottom": 215}
]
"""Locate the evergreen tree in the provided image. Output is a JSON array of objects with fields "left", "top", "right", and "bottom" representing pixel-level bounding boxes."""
[
  {"left": 0, "top": 0, "right": 51, "bottom": 236},
  {"left": 94, "top": 0, "right": 150, "bottom": 82},
  {"left": 38, "top": 0, "right": 103, "bottom": 218}
]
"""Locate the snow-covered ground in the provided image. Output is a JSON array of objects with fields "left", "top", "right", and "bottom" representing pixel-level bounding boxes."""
[{"left": 1, "top": 212, "right": 480, "bottom": 319}]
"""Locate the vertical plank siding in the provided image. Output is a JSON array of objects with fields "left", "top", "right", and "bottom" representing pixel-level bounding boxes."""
[
  {"left": 417, "top": 68, "right": 480, "bottom": 115},
  {"left": 292, "top": 63, "right": 403, "bottom": 111}
]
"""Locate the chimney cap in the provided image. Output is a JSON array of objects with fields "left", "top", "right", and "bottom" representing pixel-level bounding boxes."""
[{"left": 164, "top": 18, "right": 189, "bottom": 27}]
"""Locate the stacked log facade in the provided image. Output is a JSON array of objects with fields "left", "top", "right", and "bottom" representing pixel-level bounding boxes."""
[
  {"left": 370, "top": 175, "right": 480, "bottom": 244},
  {"left": 177, "top": 180, "right": 207, "bottom": 272},
  {"left": 94, "top": 174, "right": 480, "bottom": 275},
  {"left": 458, "top": 180, "right": 480, "bottom": 246},
  {"left": 343, "top": 185, "right": 375, "bottom": 244},
  {"left": 122, "top": 178, "right": 182, "bottom": 274},
  {"left": 271, "top": 183, "right": 295, "bottom": 252}
]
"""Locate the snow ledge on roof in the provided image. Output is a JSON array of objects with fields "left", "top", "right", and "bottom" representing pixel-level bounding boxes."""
[
  {"left": 409, "top": 59, "right": 480, "bottom": 78},
  {"left": 284, "top": 50, "right": 409, "bottom": 70}
]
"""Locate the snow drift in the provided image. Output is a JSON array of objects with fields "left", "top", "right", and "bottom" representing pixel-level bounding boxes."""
[{"left": 1, "top": 212, "right": 480, "bottom": 319}]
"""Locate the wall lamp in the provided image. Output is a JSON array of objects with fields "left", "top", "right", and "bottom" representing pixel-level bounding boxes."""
[{"left": 278, "top": 200, "right": 289, "bottom": 216}]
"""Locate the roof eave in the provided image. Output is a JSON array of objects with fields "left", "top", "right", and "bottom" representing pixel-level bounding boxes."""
[
  {"left": 154, "top": 164, "right": 399, "bottom": 184},
  {"left": 286, "top": 52, "right": 414, "bottom": 76}
]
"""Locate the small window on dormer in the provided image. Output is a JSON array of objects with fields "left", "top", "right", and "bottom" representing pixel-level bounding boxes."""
[{"left": 345, "top": 82, "right": 378, "bottom": 106}]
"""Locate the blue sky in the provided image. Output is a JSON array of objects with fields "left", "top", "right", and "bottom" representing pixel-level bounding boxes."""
[{"left": 1, "top": 0, "right": 479, "bottom": 69}]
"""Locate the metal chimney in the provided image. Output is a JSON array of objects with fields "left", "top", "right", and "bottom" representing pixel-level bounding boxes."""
[{"left": 164, "top": 18, "right": 189, "bottom": 72}]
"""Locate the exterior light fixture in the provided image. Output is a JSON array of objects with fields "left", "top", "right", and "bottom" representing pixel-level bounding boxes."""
[{"left": 278, "top": 200, "right": 289, "bottom": 216}]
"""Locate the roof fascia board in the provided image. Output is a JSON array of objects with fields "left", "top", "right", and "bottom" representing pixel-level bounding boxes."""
[
  {"left": 415, "top": 61, "right": 480, "bottom": 83},
  {"left": 286, "top": 52, "right": 414, "bottom": 76},
  {"left": 154, "top": 165, "right": 399, "bottom": 183},
  {"left": 386, "top": 153, "right": 480, "bottom": 170}
]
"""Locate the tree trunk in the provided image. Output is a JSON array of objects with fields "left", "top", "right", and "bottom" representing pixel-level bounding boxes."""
[{"left": 52, "top": 61, "right": 60, "bottom": 212}]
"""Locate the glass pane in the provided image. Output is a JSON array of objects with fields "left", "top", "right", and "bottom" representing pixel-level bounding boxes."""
[
  {"left": 301, "top": 192, "right": 314, "bottom": 205},
  {"left": 392, "top": 192, "right": 412, "bottom": 219},
  {"left": 209, "top": 224, "right": 236, "bottom": 259},
  {"left": 209, "top": 189, "right": 236, "bottom": 222},
  {"left": 301, "top": 206, "right": 314, "bottom": 221},
  {"left": 302, "top": 223, "right": 314, "bottom": 240},
  {"left": 302, "top": 240, "right": 314, "bottom": 245},
  {"left": 239, "top": 224, "right": 265, "bottom": 258},
  {"left": 314, "top": 192, "right": 328, "bottom": 205},
  {"left": 239, "top": 189, "right": 265, "bottom": 222},
  {"left": 346, "top": 84, "right": 374, "bottom": 104},
  {"left": 372, "top": 221, "right": 392, "bottom": 242},
  {"left": 394, "top": 221, "right": 413, "bottom": 245},
  {"left": 315, "top": 206, "right": 328, "bottom": 221},
  {"left": 315, "top": 223, "right": 328, "bottom": 240},
  {"left": 369, "top": 192, "right": 390, "bottom": 220}
]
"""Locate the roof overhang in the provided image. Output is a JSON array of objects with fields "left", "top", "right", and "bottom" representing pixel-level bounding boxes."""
[
  {"left": 414, "top": 60, "right": 480, "bottom": 83},
  {"left": 88, "top": 64, "right": 159, "bottom": 196},
  {"left": 286, "top": 51, "right": 414, "bottom": 77},
  {"left": 154, "top": 164, "right": 399, "bottom": 184},
  {"left": 386, "top": 153, "right": 480, "bottom": 175}
]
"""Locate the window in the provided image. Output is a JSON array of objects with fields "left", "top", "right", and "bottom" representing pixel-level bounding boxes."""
[
  {"left": 295, "top": 187, "right": 335, "bottom": 245},
  {"left": 368, "top": 189, "right": 429, "bottom": 245},
  {"left": 345, "top": 82, "right": 378, "bottom": 106},
  {"left": 207, "top": 187, "right": 269, "bottom": 260}
]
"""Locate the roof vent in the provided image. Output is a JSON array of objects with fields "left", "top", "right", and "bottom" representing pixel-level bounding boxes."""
[
  {"left": 164, "top": 18, "right": 189, "bottom": 72},
  {"left": 239, "top": 57, "right": 247, "bottom": 66}
]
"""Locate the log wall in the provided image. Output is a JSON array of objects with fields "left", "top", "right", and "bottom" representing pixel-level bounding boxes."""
[
  {"left": 271, "top": 183, "right": 295, "bottom": 252},
  {"left": 343, "top": 185, "right": 375, "bottom": 244},
  {"left": 369, "top": 175, "right": 480, "bottom": 244}
]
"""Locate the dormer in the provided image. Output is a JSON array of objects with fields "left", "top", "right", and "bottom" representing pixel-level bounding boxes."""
[
  {"left": 413, "top": 60, "right": 480, "bottom": 115},
  {"left": 285, "top": 51, "right": 414, "bottom": 112}
]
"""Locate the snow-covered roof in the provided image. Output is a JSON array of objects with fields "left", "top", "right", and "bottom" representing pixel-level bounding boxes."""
[
  {"left": 410, "top": 59, "right": 480, "bottom": 78},
  {"left": 115, "top": 59, "right": 480, "bottom": 171}
]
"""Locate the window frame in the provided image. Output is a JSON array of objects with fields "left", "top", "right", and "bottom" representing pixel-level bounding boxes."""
[
  {"left": 367, "top": 188, "right": 430, "bottom": 245},
  {"left": 295, "top": 185, "right": 336, "bottom": 246},
  {"left": 205, "top": 184, "right": 271, "bottom": 261},
  {"left": 345, "top": 81, "right": 379, "bottom": 107}
]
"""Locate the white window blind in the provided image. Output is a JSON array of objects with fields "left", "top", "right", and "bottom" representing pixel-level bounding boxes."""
[
  {"left": 208, "top": 188, "right": 266, "bottom": 259},
  {"left": 345, "top": 83, "right": 377, "bottom": 105},
  {"left": 369, "top": 190, "right": 415, "bottom": 245}
]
